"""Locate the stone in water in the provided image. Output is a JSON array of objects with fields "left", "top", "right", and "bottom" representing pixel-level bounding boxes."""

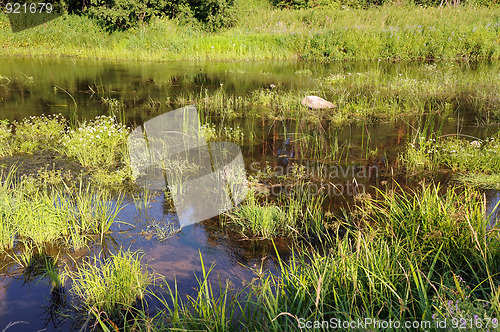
[{"left": 301, "top": 96, "right": 335, "bottom": 109}]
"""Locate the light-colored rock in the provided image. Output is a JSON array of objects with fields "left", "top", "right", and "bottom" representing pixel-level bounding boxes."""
[{"left": 301, "top": 96, "right": 335, "bottom": 109}]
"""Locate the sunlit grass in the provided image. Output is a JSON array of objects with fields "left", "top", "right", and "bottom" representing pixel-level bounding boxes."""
[
  {"left": 175, "top": 63, "right": 500, "bottom": 125},
  {"left": 61, "top": 115, "right": 129, "bottom": 169},
  {"left": 1, "top": 5, "right": 499, "bottom": 61},
  {"left": 400, "top": 130, "right": 500, "bottom": 183},
  {"left": 0, "top": 169, "right": 124, "bottom": 253},
  {"left": 67, "top": 250, "right": 151, "bottom": 319},
  {"left": 224, "top": 185, "right": 325, "bottom": 239},
  {"left": 10, "top": 114, "right": 66, "bottom": 154},
  {"left": 0, "top": 114, "right": 131, "bottom": 186},
  {"left": 157, "top": 183, "right": 500, "bottom": 330}
]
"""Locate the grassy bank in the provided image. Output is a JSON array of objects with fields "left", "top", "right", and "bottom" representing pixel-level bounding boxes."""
[
  {"left": 33, "top": 182, "right": 500, "bottom": 331},
  {"left": 1, "top": 3, "right": 500, "bottom": 61},
  {"left": 0, "top": 114, "right": 131, "bottom": 187}
]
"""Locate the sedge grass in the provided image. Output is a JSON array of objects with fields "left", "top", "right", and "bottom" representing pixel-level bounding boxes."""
[
  {"left": 174, "top": 62, "right": 500, "bottom": 126},
  {"left": 401, "top": 129, "right": 500, "bottom": 186},
  {"left": 224, "top": 185, "right": 325, "bottom": 239},
  {"left": 0, "top": 169, "right": 124, "bottom": 254},
  {"left": 156, "top": 251, "right": 254, "bottom": 331},
  {"left": 67, "top": 250, "right": 151, "bottom": 320},
  {"left": 252, "top": 183, "right": 500, "bottom": 330},
  {"left": 48, "top": 180, "right": 500, "bottom": 332}
]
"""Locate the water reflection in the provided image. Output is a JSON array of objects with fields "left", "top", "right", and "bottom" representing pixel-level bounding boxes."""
[{"left": 1, "top": 57, "right": 500, "bottom": 330}]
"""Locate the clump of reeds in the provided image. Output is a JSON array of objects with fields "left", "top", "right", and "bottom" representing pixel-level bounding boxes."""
[{"left": 66, "top": 250, "right": 152, "bottom": 324}]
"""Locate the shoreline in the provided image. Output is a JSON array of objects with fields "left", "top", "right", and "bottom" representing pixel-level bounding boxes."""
[{"left": 1, "top": 5, "right": 499, "bottom": 62}]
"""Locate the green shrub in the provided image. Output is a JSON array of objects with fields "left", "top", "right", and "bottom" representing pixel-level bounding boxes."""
[
  {"left": 83, "top": 0, "right": 236, "bottom": 31},
  {"left": 272, "top": 0, "right": 390, "bottom": 8},
  {"left": 189, "top": 0, "right": 237, "bottom": 31},
  {"left": 86, "top": 0, "right": 176, "bottom": 31}
]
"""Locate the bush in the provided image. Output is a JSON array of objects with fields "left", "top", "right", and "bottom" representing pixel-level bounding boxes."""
[
  {"left": 189, "top": 0, "right": 237, "bottom": 32},
  {"left": 86, "top": 0, "right": 176, "bottom": 31},
  {"left": 79, "top": 0, "right": 236, "bottom": 31}
]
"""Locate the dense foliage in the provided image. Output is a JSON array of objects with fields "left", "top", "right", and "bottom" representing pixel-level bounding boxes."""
[
  {"left": 56, "top": 0, "right": 498, "bottom": 32},
  {"left": 62, "top": 0, "right": 236, "bottom": 31}
]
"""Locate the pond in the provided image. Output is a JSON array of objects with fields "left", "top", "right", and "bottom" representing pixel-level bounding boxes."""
[{"left": 1, "top": 57, "right": 500, "bottom": 331}]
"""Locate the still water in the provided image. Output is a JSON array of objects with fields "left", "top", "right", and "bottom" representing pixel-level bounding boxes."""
[{"left": 0, "top": 57, "right": 499, "bottom": 331}]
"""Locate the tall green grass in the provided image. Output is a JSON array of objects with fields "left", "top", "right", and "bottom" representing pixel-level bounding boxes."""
[
  {"left": 175, "top": 62, "right": 500, "bottom": 125},
  {"left": 0, "top": 169, "right": 124, "bottom": 253},
  {"left": 1, "top": 5, "right": 499, "bottom": 61},
  {"left": 67, "top": 250, "right": 151, "bottom": 320},
  {"left": 37, "top": 179, "right": 499, "bottom": 331},
  {"left": 159, "top": 183, "right": 500, "bottom": 331},
  {"left": 224, "top": 186, "right": 325, "bottom": 239},
  {"left": 0, "top": 120, "right": 12, "bottom": 157}
]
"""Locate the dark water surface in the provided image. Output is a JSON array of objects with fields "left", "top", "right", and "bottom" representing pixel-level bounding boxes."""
[{"left": 1, "top": 57, "right": 499, "bottom": 331}]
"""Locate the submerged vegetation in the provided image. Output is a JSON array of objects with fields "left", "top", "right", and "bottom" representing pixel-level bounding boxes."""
[
  {"left": 2, "top": 4, "right": 500, "bottom": 324},
  {"left": 16, "top": 182, "right": 498, "bottom": 331},
  {"left": 400, "top": 126, "right": 500, "bottom": 187}
]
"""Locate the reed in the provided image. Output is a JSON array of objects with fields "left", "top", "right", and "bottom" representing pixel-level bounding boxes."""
[
  {"left": 223, "top": 185, "right": 325, "bottom": 239},
  {"left": 67, "top": 250, "right": 151, "bottom": 320},
  {"left": 0, "top": 169, "right": 124, "bottom": 255}
]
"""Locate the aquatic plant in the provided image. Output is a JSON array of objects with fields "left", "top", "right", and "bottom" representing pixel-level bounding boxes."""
[
  {"left": 61, "top": 115, "right": 129, "bottom": 169},
  {"left": 400, "top": 130, "right": 500, "bottom": 185},
  {"left": 67, "top": 250, "right": 151, "bottom": 319},
  {"left": 0, "top": 120, "right": 12, "bottom": 157},
  {"left": 201, "top": 122, "right": 245, "bottom": 144},
  {"left": 11, "top": 114, "right": 66, "bottom": 153},
  {"left": 0, "top": 169, "right": 124, "bottom": 254},
  {"left": 157, "top": 251, "right": 253, "bottom": 331},
  {"left": 31, "top": 179, "right": 498, "bottom": 331},
  {"left": 224, "top": 185, "right": 325, "bottom": 239}
]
